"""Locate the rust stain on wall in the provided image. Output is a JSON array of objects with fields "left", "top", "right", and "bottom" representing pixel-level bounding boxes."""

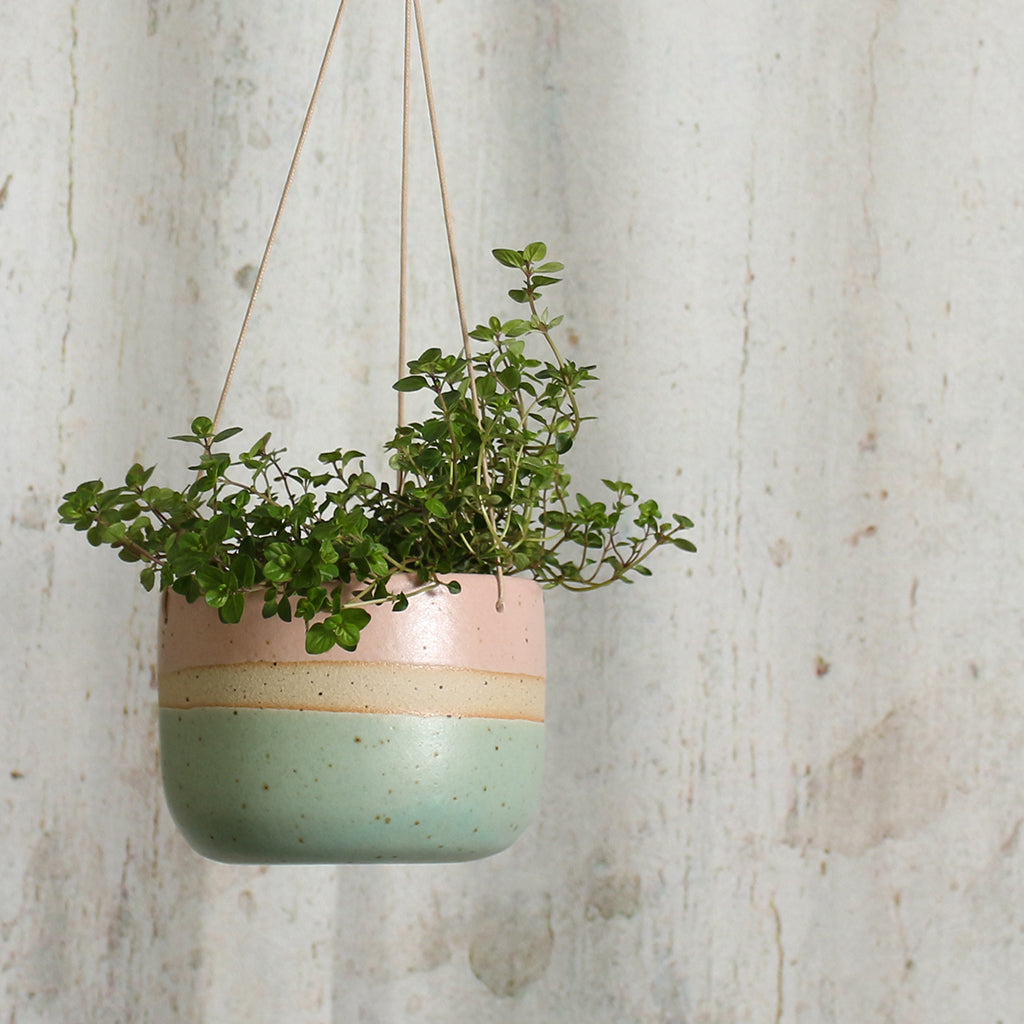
[{"left": 844, "top": 524, "right": 878, "bottom": 546}]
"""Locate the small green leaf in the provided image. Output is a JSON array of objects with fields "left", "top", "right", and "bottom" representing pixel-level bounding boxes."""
[
  {"left": 263, "top": 561, "right": 291, "bottom": 583},
  {"left": 503, "top": 319, "right": 532, "bottom": 337},
  {"left": 304, "top": 622, "right": 336, "bottom": 655},
  {"left": 107, "top": 519, "right": 131, "bottom": 540},
  {"left": 523, "top": 241, "right": 547, "bottom": 263},
  {"left": 250, "top": 431, "right": 273, "bottom": 454},
  {"left": 409, "top": 347, "right": 443, "bottom": 369},
  {"left": 233, "top": 554, "right": 257, "bottom": 589},
  {"left": 206, "top": 513, "right": 232, "bottom": 545},
  {"left": 636, "top": 499, "right": 661, "bottom": 527},
  {"left": 219, "top": 592, "right": 247, "bottom": 623},
  {"left": 212, "top": 426, "right": 244, "bottom": 443},
  {"left": 492, "top": 248, "right": 525, "bottom": 268},
  {"left": 196, "top": 565, "right": 226, "bottom": 591},
  {"left": 341, "top": 607, "right": 372, "bottom": 629},
  {"left": 335, "top": 607, "right": 372, "bottom": 650},
  {"left": 393, "top": 376, "right": 429, "bottom": 392},
  {"left": 296, "top": 589, "right": 328, "bottom": 620},
  {"left": 125, "top": 463, "right": 155, "bottom": 488}
]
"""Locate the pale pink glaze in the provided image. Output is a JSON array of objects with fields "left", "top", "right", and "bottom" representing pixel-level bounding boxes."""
[{"left": 159, "top": 574, "right": 545, "bottom": 676}]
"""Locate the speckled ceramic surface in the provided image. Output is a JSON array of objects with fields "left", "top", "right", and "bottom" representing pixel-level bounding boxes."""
[{"left": 157, "top": 575, "right": 546, "bottom": 863}]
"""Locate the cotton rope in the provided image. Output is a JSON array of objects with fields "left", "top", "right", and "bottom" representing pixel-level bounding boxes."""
[
  {"left": 408, "top": 0, "right": 505, "bottom": 609},
  {"left": 211, "top": 0, "right": 351, "bottom": 437},
  {"left": 397, "top": 0, "right": 414, "bottom": 440},
  {"left": 209, "top": 0, "right": 504, "bottom": 610}
]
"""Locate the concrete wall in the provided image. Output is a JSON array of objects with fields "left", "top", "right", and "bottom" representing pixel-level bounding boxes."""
[{"left": 3, "top": 1, "right": 1022, "bottom": 1020}]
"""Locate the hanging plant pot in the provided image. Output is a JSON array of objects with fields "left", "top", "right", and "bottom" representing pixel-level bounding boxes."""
[
  {"left": 60, "top": 244, "right": 697, "bottom": 864},
  {"left": 55, "top": 0, "right": 700, "bottom": 868},
  {"left": 157, "top": 574, "right": 545, "bottom": 863}
]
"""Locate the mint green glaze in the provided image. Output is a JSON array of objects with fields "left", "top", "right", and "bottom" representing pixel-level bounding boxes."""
[{"left": 159, "top": 708, "right": 545, "bottom": 863}]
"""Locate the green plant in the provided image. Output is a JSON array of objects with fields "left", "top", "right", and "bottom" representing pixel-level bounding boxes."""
[{"left": 59, "top": 244, "right": 696, "bottom": 653}]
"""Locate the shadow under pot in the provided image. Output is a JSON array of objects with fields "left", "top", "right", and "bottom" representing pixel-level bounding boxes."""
[{"left": 157, "top": 574, "right": 546, "bottom": 864}]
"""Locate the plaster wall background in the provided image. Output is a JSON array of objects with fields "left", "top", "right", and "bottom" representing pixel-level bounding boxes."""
[{"left": 2, "top": 1, "right": 1022, "bottom": 1021}]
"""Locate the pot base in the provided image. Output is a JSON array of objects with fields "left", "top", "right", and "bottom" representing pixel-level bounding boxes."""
[{"left": 159, "top": 706, "right": 544, "bottom": 863}]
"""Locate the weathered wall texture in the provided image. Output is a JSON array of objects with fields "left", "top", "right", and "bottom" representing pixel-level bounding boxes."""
[{"left": 2, "top": 1, "right": 1022, "bottom": 1021}]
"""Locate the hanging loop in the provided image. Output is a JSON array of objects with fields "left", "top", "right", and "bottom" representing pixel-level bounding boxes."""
[{"left": 211, "top": 0, "right": 505, "bottom": 611}]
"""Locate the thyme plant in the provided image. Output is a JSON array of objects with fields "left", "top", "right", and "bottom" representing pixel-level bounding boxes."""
[{"left": 59, "top": 244, "right": 696, "bottom": 653}]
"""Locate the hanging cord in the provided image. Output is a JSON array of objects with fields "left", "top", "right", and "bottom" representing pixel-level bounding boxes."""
[
  {"left": 396, "top": 0, "right": 414, "bottom": 487},
  {"left": 207, "top": 0, "right": 505, "bottom": 611},
  {"left": 408, "top": 0, "right": 504, "bottom": 610},
  {"left": 211, "top": 0, "right": 351, "bottom": 436}
]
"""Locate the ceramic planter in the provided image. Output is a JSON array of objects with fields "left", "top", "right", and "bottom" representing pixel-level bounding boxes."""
[{"left": 157, "top": 574, "right": 545, "bottom": 864}]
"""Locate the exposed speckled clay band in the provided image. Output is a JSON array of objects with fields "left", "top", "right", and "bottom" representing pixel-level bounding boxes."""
[{"left": 160, "top": 662, "right": 545, "bottom": 721}]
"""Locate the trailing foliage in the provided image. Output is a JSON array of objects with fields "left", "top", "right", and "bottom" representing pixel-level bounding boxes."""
[{"left": 59, "top": 244, "right": 696, "bottom": 653}]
